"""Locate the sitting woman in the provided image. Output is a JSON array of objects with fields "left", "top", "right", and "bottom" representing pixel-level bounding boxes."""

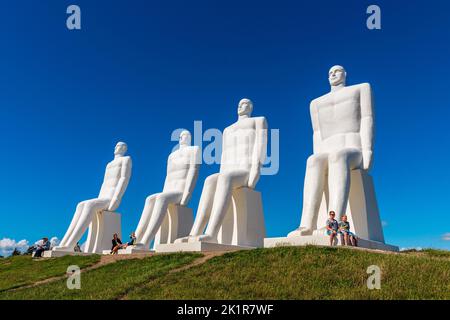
[
  {"left": 110, "top": 233, "right": 123, "bottom": 254},
  {"left": 338, "top": 215, "right": 358, "bottom": 246},
  {"left": 111, "top": 232, "right": 137, "bottom": 254}
]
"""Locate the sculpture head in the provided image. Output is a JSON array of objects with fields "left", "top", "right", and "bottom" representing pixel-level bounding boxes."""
[
  {"left": 179, "top": 130, "right": 192, "bottom": 147},
  {"left": 328, "top": 65, "right": 346, "bottom": 87},
  {"left": 237, "top": 98, "right": 253, "bottom": 117},
  {"left": 114, "top": 142, "right": 128, "bottom": 157}
]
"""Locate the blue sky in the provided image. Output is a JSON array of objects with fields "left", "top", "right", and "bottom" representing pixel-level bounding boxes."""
[{"left": 0, "top": 0, "right": 449, "bottom": 253}]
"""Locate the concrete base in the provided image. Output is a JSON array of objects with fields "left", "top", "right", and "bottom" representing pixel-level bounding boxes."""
[
  {"left": 264, "top": 235, "right": 399, "bottom": 252},
  {"left": 43, "top": 250, "right": 93, "bottom": 258},
  {"left": 101, "top": 246, "right": 154, "bottom": 255},
  {"left": 85, "top": 211, "right": 122, "bottom": 254},
  {"left": 153, "top": 205, "right": 194, "bottom": 249},
  {"left": 217, "top": 188, "right": 266, "bottom": 248},
  {"left": 155, "top": 241, "right": 254, "bottom": 253}
]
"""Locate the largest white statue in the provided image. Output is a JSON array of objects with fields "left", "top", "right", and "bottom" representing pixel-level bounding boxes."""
[
  {"left": 287, "top": 65, "right": 386, "bottom": 244},
  {"left": 55, "top": 142, "right": 132, "bottom": 252},
  {"left": 175, "top": 98, "right": 267, "bottom": 247}
]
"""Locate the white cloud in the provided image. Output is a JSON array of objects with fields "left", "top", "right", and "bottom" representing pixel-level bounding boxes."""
[
  {"left": 50, "top": 237, "right": 60, "bottom": 247},
  {"left": 441, "top": 233, "right": 450, "bottom": 241},
  {"left": 381, "top": 220, "right": 388, "bottom": 227},
  {"left": 0, "top": 238, "right": 29, "bottom": 257},
  {"left": 400, "top": 247, "right": 423, "bottom": 251}
]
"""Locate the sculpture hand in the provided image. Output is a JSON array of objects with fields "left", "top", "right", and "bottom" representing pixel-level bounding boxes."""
[
  {"left": 362, "top": 150, "right": 373, "bottom": 171},
  {"left": 247, "top": 170, "right": 260, "bottom": 189},
  {"left": 108, "top": 197, "right": 119, "bottom": 211}
]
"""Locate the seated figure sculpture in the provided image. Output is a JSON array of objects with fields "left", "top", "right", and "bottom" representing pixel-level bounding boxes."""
[
  {"left": 55, "top": 142, "right": 132, "bottom": 252},
  {"left": 133, "top": 130, "right": 200, "bottom": 249},
  {"left": 288, "top": 65, "right": 380, "bottom": 238},
  {"left": 176, "top": 98, "right": 267, "bottom": 245}
]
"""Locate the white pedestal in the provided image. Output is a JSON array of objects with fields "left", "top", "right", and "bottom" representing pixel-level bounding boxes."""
[
  {"left": 84, "top": 211, "right": 122, "bottom": 254},
  {"left": 113, "top": 205, "right": 194, "bottom": 255},
  {"left": 217, "top": 188, "right": 266, "bottom": 248},
  {"left": 153, "top": 205, "right": 194, "bottom": 248},
  {"left": 43, "top": 250, "right": 92, "bottom": 258},
  {"left": 264, "top": 235, "right": 399, "bottom": 252},
  {"left": 301, "top": 170, "right": 385, "bottom": 243},
  {"left": 155, "top": 241, "right": 253, "bottom": 253}
]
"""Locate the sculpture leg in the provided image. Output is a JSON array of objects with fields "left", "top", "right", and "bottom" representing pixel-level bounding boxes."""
[
  {"left": 59, "top": 201, "right": 86, "bottom": 247},
  {"left": 198, "top": 170, "right": 249, "bottom": 242},
  {"left": 288, "top": 154, "right": 328, "bottom": 236},
  {"left": 65, "top": 199, "right": 110, "bottom": 250},
  {"left": 139, "top": 192, "right": 183, "bottom": 248},
  {"left": 135, "top": 194, "right": 159, "bottom": 244},
  {"left": 176, "top": 173, "right": 219, "bottom": 243},
  {"left": 328, "top": 149, "right": 363, "bottom": 220}
]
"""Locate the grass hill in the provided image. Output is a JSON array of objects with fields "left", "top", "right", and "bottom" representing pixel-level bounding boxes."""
[{"left": 0, "top": 246, "right": 449, "bottom": 300}]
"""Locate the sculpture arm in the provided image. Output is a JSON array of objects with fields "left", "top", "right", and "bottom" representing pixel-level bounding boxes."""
[
  {"left": 180, "top": 147, "right": 201, "bottom": 206},
  {"left": 360, "top": 83, "right": 375, "bottom": 171},
  {"left": 248, "top": 117, "right": 268, "bottom": 189},
  {"left": 310, "top": 100, "right": 322, "bottom": 154},
  {"left": 108, "top": 157, "right": 132, "bottom": 211}
]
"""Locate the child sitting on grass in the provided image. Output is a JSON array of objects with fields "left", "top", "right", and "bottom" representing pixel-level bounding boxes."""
[
  {"left": 326, "top": 211, "right": 339, "bottom": 246},
  {"left": 339, "top": 215, "right": 358, "bottom": 247}
]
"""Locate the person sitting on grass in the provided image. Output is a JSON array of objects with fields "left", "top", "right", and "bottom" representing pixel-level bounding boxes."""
[
  {"left": 325, "top": 211, "right": 339, "bottom": 246},
  {"left": 110, "top": 233, "right": 123, "bottom": 255},
  {"left": 339, "top": 215, "right": 358, "bottom": 247},
  {"left": 33, "top": 237, "right": 51, "bottom": 258}
]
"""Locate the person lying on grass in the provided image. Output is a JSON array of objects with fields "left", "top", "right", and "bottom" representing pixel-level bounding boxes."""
[
  {"left": 326, "top": 211, "right": 339, "bottom": 246},
  {"left": 339, "top": 215, "right": 358, "bottom": 247}
]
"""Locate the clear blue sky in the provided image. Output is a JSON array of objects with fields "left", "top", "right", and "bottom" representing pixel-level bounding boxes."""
[{"left": 0, "top": 0, "right": 449, "bottom": 251}]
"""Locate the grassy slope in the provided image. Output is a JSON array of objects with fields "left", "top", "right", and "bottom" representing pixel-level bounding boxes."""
[
  {"left": 126, "top": 246, "right": 450, "bottom": 300},
  {"left": 1, "top": 247, "right": 449, "bottom": 300},
  {"left": 0, "top": 255, "right": 100, "bottom": 292},
  {"left": 0, "top": 253, "right": 200, "bottom": 300}
]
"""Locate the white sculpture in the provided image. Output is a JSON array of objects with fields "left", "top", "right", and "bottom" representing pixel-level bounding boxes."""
[
  {"left": 288, "top": 65, "right": 384, "bottom": 241},
  {"left": 176, "top": 98, "right": 267, "bottom": 246},
  {"left": 55, "top": 142, "right": 132, "bottom": 252},
  {"left": 134, "top": 130, "right": 200, "bottom": 249}
]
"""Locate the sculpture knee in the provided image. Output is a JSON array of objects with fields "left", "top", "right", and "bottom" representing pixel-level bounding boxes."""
[
  {"left": 204, "top": 174, "right": 219, "bottom": 188},
  {"left": 145, "top": 194, "right": 157, "bottom": 206},
  {"left": 307, "top": 155, "right": 325, "bottom": 169},
  {"left": 329, "top": 150, "right": 349, "bottom": 165},
  {"left": 217, "top": 173, "right": 233, "bottom": 188}
]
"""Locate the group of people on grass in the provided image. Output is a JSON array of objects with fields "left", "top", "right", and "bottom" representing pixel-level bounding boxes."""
[{"left": 326, "top": 211, "right": 358, "bottom": 247}]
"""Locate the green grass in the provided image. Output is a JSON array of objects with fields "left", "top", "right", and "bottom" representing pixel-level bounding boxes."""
[
  {"left": 1, "top": 247, "right": 449, "bottom": 300},
  {"left": 126, "top": 246, "right": 450, "bottom": 300},
  {"left": 0, "top": 254, "right": 100, "bottom": 292},
  {"left": 0, "top": 253, "right": 200, "bottom": 300}
]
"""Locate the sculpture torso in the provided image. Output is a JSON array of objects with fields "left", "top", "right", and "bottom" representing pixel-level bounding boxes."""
[
  {"left": 220, "top": 117, "right": 263, "bottom": 173},
  {"left": 98, "top": 156, "right": 130, "bottom": 200},
  {"left": 313, "top": 84, "right": 364, "bottom": 154},
  {"left": 163, "top": 146, "right": 198, "bottom": 193}
]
